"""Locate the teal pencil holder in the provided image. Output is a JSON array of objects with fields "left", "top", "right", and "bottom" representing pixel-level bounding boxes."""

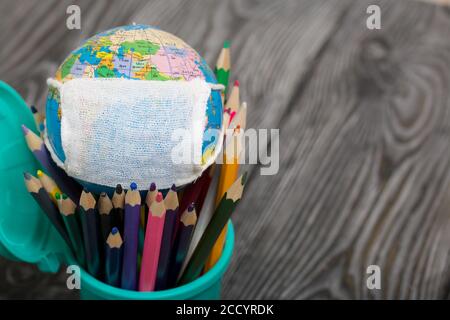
[
  {"left": 80, "top": 223, "right": 234, "bottom": 300},
  {"left": 0, "top": 80, "right": 235, "bottom": 300}
]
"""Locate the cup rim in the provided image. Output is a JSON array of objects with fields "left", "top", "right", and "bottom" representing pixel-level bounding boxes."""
[{"left": 79, "top": 221, "right": 235, "bottom": 299}]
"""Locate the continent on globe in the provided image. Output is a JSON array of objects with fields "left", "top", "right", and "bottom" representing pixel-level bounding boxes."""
[{"left": 46, "top": 24, "right": 222, "bottom": 165}]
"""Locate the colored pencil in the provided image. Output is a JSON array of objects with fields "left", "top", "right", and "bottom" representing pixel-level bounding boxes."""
[
  {"left": 169, "top": 203, "right": 197, "bottom": 287},
  {"left": 179, "top": 159, "right": 220, "bottom": 277},
  {"left": 57, "top": 193, "right": 86, "bottom": 266},
  {"left": 112, "top": 184, "right": 125, "bottom": 233},
  {"left": 195, "top": 164, "right": 217, "bottom": 215},
  {"left": 121, "top": 182, "right": 141, "bottom": 290},
  {"left": 229, "top": 102, "right": 247, "bottom": 132},
  {"left": 155, "top": 184, "right": 179, "bottom": 290},
  {"left": 204, "top": 104, "right": 247, "bottom": 272},
  {"left": 79, "top": 189, "right": 102, "bottom": 278},
  {"left": 139, "top": 192, "right": 166, "bottom": 291},
  {"left": 22, "top": 125, "right": 81, "bottom": 202},
  {"left": 178, "top": 173, "right": 246, "bottom": 285},
  {"left": 179, "top": 164, "right": 215, "bottom": 217},
  {"left": 39, "top": 122, "right": 46, "bottom": 137},
  {"left": 99, "top": 192, "right": 115, "bottom": 242},
  {"left": 37, "top": 169, "right": 61, "bottom": 203},
  {"left": 140, "top": 205, "right": 146, "bottom": 229},
  {"left": 215, "top": 40, "right": 231, "bottom": 98},
  {"left": 145, "top": 182, "right": 158, "bottom": 211},
  {"left": 225, "top": 80, "right": 240, "bottom": 125},
  {"left": 105, "top": 227, "right": 123, "bottom": 288},
  {"left": 23, "top": 172, "right": 73, "bottom": 251},
  {"left": 30, "top": 105, "right": 44, "bottom": 131}
]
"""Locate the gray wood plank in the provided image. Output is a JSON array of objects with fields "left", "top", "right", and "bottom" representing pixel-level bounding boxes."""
[
  {"left": 0, "top": 0, "right": 449, "bottom": 300},
  {"left": 224, "top": 0, "right": 450, "bottom": 299}
]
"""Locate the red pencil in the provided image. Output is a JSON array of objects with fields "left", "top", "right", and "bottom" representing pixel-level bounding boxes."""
[{"left": 139, "top": 192, "right": 166, "bottom": 291}]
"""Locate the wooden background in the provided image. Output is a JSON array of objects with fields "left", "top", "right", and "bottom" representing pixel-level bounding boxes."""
[{"left": 1, "top": 0, "right": 450, "bottom": 299}]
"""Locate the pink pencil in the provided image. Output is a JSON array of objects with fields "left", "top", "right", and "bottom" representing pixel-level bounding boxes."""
[{"left": 139, "top": 192, "right": 166, "bottom": 291}]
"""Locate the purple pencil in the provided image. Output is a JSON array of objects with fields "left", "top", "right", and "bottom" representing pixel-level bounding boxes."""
[
  {"left": 22, "top": 125, "right": 82, "bottom": 203},
  {"left": 155, "top": 184, "right": 179, "bottom": 291},
  {"left": 121, "top": 182, "right": 141, "bottom": 290}
]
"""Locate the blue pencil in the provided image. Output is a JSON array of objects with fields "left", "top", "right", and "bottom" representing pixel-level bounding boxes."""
[
  {"left": 105, "top": 227, "right": 123, "bottom": 288},
  {"left": 121, "top": 182, "right": 141, "bottom": 290}
]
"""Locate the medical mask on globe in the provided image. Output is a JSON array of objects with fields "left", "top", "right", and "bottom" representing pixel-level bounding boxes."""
[{"left": 45, "top": 77, "right": 224, "bottom": 190}]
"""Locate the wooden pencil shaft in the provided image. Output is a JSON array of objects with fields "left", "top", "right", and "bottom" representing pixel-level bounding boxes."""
[
  {"left": 30, "top": 189, "right": 73, "bottom": 250},
  {"left": 112, "top": 207, "right": 124, "bottom": 234},
  {"left": 121, "top": 202, "right": 140, "bottom": 290},
  {"left": 37, "top": 170, "right": 60, "bottom": 202},
  {"left": 139, "top": 195, "right": 166, "bottom": 292},
  {"left": 23, "top": 126, "right": 81, "bottom": 202},
  {"left": 61, "top": 214, "right": 86, "bottom": 267},
  {"left": 79, "top": 207, "right": 102, "bottom": 279},
  {"left": 155, "top": 209, "right": 178, "bottom": 291},
  {"left": 178, "top": 196, "right": 240, "bottom": 285},
  {"left": 105, "top": 245, "right": 123, "bottom": 287},
  {"left": 100, "top": 214, "right": 113, "bottom": 242},
  {"left": 169, "top": 223, "right": 195, "bottom": 288},
  {"left": 112, "top": 186, "right": 125, "bottom": 232}
]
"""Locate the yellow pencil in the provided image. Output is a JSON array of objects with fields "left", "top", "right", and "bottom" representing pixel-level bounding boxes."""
[
  {"left": 37, "top": 169, "right": 61, "bottom": 203},
  {"left": 204, "top": 103, "right": 247, "bottom": 271}
]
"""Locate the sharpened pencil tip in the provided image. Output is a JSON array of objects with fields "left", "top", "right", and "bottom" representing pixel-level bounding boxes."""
[
  {"left": 55, "top": 192, "right": 61, "bottom": 200},
  {"left": 30, "top": 105, "right": 37, "bottom": 113},
  {"left": 188, "top": 203, "right": 195, "bottom": 212},
  {"left": 242, "top": 171, "right": 248, "bottom": 185},
  {"left": 234, "top": 80, "right": 239, "bottom": 87},
  {"left": 170, "top": 184, "right": 177, "bottom": 192},
  {"left": 39, "top": 123, "right": 45, "bottom": 131},
  {"left": 223, "top": 40, "right": 230, "bottom": 48},
  {"left": 21, "top": 124, "right": 29, "bottom": 134},
  {"left": 149, "top": 182, "right": 156, "bottom": 191},
  {"left": 62, "top": 193, "right": 68, "bottom": 200},
  {"left": 100, "top": 192, "right": 107, "bottom": 197},
  {"left": 37, "top": 170, "right": 43, "bottom": 177},
  {"left": 130, "top": 182, "right": 137, "bottom": 190},
  {"left": 112, "top": 227, "right": 119, "bottom": 235},
  {"left": 23, "top": 172, "right": 31, "bottom": 180},
  {"left": 156, "top": 192, "right": 163, "bottom": 202},
  {"left": 115, "top": 184, "right": 123, "bottom": 194}
]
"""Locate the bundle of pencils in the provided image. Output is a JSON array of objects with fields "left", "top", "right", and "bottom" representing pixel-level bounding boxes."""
[{"left": 22, "top": 40, "right": 247, "bottom": 292}]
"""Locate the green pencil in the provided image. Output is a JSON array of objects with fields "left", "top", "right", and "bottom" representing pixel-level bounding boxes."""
[
  {"left": 178, "top": 173, "right": 246, "bottom": 285},
  {"left": 99, "top": 192, "right": 114, "bottom": 242},
  {"left": 215, "top": 40, "right": 231, "bottom": 97},
  {"left": 57, "top": 193, "right": 86, "bottom": 267},
  {"left": 79, "top": 189, "right": 102, "bottom": 279}
]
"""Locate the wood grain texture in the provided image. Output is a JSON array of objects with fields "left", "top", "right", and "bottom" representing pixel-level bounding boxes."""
[{"left": 0, "top": 0, "right": 450, "bottom": 299}]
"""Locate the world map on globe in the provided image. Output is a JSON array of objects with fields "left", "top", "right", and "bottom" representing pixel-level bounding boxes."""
[{"left": 46, "top": 24, "right": 223, "bottom": 166}]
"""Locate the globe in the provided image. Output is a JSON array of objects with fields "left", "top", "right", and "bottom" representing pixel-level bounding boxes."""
[{"left": 45, "top": 24, "right": 223, "bottom": 192}]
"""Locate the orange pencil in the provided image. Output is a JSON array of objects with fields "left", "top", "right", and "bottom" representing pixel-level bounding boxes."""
[{"left": 204, "top": 103, "right": 247, "bottom": 272}]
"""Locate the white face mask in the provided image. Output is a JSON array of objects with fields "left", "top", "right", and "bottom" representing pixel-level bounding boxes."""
[{"left": 45, "top": 77, "right": 224, "bottom": 190}]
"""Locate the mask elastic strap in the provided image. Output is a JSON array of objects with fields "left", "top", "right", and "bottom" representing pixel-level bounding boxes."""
[
  {"left": 48, "top": 78, "right": 225, "bottom": 91},
  {"left": 209, "top": 83, "right": 225, "bottom": 91},
  {"left": 47, "top": 78, "right": 63, "bottom": 90}
]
